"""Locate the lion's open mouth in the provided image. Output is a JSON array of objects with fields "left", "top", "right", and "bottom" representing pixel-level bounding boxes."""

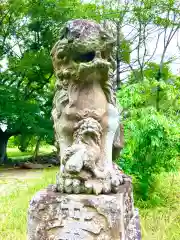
[{"left": 72, "top": 51, "right": 95, "bottom": 63}]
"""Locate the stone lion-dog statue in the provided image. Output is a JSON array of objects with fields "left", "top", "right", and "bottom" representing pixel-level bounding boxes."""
[{"left": 51, "top": 19, "right": 125, "bottom": 194}]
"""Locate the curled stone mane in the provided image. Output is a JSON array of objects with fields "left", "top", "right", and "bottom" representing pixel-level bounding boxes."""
[
  {"left": 51, "top": 19, "right": 118, "bottom": 117},
  {"left": 27, "top": 19, "right": 141, "bottom": 240},
  {"left": 51, "top": 19, "right": 124, "bottom": 195}
]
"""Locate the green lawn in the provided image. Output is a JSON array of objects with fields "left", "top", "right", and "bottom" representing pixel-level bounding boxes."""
[
  {"left": 0, "top": 168, "right": 179, "bottom": 240},
  {"left": 139, "top": 171, "right": 180, "bottom": 240},
  {"left": 7, "top": 145, "right": 55, "bottom": 160},
  {"left": 0, "top": 168, "right": 58, "bottom": 240}
]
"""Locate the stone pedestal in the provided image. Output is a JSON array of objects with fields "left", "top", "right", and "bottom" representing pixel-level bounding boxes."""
[{"left": 27, "top": 180, "right": 141, "bottom": 240}]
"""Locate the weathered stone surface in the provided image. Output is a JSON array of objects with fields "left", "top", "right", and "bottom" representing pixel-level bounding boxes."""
[
  {"left": 51, "top": 19, "right": 125, "bottom": 194},
  {"left": 27, "top": 179, "right": 141, "bottom": 240},
  {"left": 127, "top": 209, "right": 141, "bottom": 240},
  {"left": 27, "top": 18, "right": 142, "bottom": 240}
]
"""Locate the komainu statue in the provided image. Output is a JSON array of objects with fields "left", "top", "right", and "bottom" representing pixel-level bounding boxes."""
[
  {"left": 51, "top": 19, "right": 124, "bottom": 194},
  {"left": 27, "top": 19, "right": 142, "bottom": 240}
]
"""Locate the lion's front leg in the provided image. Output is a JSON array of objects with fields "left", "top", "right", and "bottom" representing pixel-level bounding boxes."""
[
  {"left": 57, "top": 117, "right": 108, "bottom": 194},
  {"left": 102, "top": 103, "right": 125, "bottom": 191}
]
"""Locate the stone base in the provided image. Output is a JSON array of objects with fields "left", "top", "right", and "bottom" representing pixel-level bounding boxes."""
[{"left": 27, "top": 181, "right": 141, "bottom": 240}]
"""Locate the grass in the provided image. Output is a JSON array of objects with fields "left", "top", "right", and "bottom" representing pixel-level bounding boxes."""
[
  {"left": 0, "top": 168, "right": 179, "bottom": 240},
  {"left": 139, "top": 171, "right": 180, "bottom": 240},
  {"left": 7, "top": 145, "right": 55, "bottom": 160},
  {"left": 0, "top": 168, "right": 58, "bottom": 240}
]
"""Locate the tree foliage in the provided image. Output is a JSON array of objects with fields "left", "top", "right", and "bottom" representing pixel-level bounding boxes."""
[
  {"left": 117, "top": 65, "right": 180, "bottom": 200},
  {"left": 0, "top": 0, "right": 180, "bottom": 201},
  {"left": 0, "top": 0, "right": 92, "bottom": 161}
]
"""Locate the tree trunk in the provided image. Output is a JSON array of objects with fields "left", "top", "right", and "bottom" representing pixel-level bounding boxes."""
[
  {"left": 33, "top": 137, "right": 41, "bottom": 161},
  {"left": 156, "top": 69, "right": 161, "bottom": 112},
  {"left": 0, "top": 130, "right": 9, "bottom": 164},
  {"left": 116, "top": 20, "right": 121, "bottom": 90},
  {"left": 116, "top": 0, "right": 121, "bottom": 91}
]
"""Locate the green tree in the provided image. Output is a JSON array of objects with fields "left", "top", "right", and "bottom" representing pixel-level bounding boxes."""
[
  {"left": 0, "top": 0, "right": 89, "bottom": 163},
  {"left": 0, "top": 0, "right": 135, "bottom": 163},
  {"left": 117, "top": 65, "right": 180, "bottom": 200}
]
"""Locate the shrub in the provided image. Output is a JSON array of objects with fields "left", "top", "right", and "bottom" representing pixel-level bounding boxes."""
[{"left": 117, "top": 79, "right": 179, "bottom": 200}]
